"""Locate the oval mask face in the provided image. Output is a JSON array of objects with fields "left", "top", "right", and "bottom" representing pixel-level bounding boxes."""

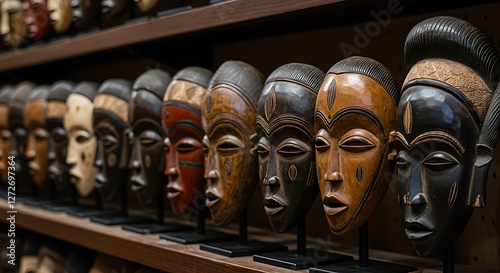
[
  {"left": 25, "top": 0, "right": 50, "bottom": 41},
  {"left": 394, "top": 84, "right": 477, "bottom": 257},
  {"left": 257, "top": 81, "right": 318, "bottom": 233},
  {"left": 48, "top": 0, "right": 72, "bottom": 33},
  {"left": 64, "top": 93, "right": 97, "bottom": 197},
  {"left": 314, "top": 73, "right": 396, "bottom": 236},
  {"left": 129, "top": 90, "right": 165, "bottom": 206},
  {"left": 24, "top": 99, "right": 50, "bottom": 188},
  {"left": 202, "top": 84, "right": 258, "bottom": 226}
]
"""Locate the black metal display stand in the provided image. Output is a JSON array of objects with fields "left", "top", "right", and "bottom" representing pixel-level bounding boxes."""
[
  {"left": 64, "top": 190, "right": 113, "bottom": 218},
  {"left": 42, "top": 185, "right": 79, "bottom": 212},
  {"left": 160, "top": 208, "right": 237, "bottom": 244},
  {"left": 309, "top": 223, "right": 419, "bottom": 273},
  {"left": 253, "top": 218, "right": 353, "bottom": 270},
  {"left": 200, "top": 208, "right": 288, "bottom": 257},
  {"left": 90, "top": 184, "right": 152, "bottom": 225},
  {"left": 122, "top": 189, "right": 191, "bottom": 234}
]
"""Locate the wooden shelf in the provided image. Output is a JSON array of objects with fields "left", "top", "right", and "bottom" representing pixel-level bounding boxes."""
[
  {"left": 0, "top": 0, "right": 352, "bottom": 72},
  {"left": 1, "top": 201, "right": 499, "bottom": 273}
]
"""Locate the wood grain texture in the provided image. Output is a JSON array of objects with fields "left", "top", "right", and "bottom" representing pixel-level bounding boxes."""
[{"left": 1, "top": 201, "right": 499, "bottom": 272}]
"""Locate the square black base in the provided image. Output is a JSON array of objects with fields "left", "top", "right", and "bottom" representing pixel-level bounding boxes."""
[
  {"left": 41, "top": 202, "right": 75, "bottom": 212},
  {"left": 122, "top": 222, "right": 193, "bottom": 234},
  {"left": 200, "top": 240, "right": 288, "bottom": 257},
  {"left": 0, "top": 189, "right": 7, "bottom": 198},
  {"left": 64, "top": 206, "right": 113, "bottom": 218},
  {"left": 90, "top": 213, "right": 153, "bottom": 226},
  {"left": 22, "top": 199, "right": 52, "bottom": 207},
  {"left": 309, "top": 260, "right": 419, "bottom": 273},
  {"left": 160, "top": 230, "right": 238, "bottom": 244},
  {"left": 253, "top": 249, "right": 353, "bottom": 270}
]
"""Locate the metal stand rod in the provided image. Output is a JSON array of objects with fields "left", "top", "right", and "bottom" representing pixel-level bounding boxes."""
[{"left": 359, "top": 222, "right": 369, "bottom": 267}]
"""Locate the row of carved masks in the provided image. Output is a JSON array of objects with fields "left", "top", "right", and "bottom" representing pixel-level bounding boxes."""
[{"left": 0, "top": 0, "right": 159, "bottom": 45}]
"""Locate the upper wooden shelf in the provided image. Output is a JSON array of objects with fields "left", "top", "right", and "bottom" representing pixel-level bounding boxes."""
[{"left": 0, "top": 0, "right": 351, "bottom": 73}]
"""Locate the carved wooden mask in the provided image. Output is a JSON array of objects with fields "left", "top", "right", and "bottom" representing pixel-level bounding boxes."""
[
  {"left": 71, "top": 0, "right": 100, "bottom": 31},
  {"left": 102, "top": 0, "right": 128, "bottom": 20},
  {"left": 2, "top": 0, "right": 26, "bottom": 47},
  {"left": 93, "top": 79, "right": 132, "bottom": 202},
  {"left": 135, "top": 0, "right": 157, "bottom": 13},
  {"left": 315, "top": 57, "right": 399, "bottom": 236},
  {"left": 25, "top": 0, "right": 50, "bottom": 41},
  {"left": 48, "top": 0, "right": 73, "bottom": 33},
  {"left": 202, "top": 61, "right": 264, "bottom": 226},
  {"left": 64, "top": 82, "right": 98, "bottom": 197},
  {"left": 394, "top": 16, "right": 500, "bottom": 257},
  {"left": 129, "top": 69, "right": 170, "bottom": 206},
  {"left": 24, "top": 85, "right": 51, "bottom": 188},
  {"left": 46, "top": 81, "right": 73, "bottom": 191},
  {"left": 257, "top": 63, "right": 323, "bottom": 233},
  {"left": 0, "top": 85, "right": 14, "bottom": 185},
  {"left": 8, "top": 82, "right": 35, "bottom": 190},
  {"left": 163, "top": 67, "right": 212, "bottom": 216}
]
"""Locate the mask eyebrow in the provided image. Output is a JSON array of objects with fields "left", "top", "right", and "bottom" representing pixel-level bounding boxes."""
[
  {"left": 315, "top": 109, "right": 331, "bottom": 130},
  {"left": 257, "top": 115, "right": 314, "bottom": 141},
  {"left": 394, "top": 131, "right": 465, "bottom": 155}
]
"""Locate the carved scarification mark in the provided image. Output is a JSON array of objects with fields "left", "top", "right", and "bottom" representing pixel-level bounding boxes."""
[
  {"left": 264, "top": 87, "right": 276, "bottom": 121},
  {"left": 186, "top": 87, "right": 196, "bottom": 98},
  {"left": 356, "top": 164, "right": 363, "bottom": 183},
  {"left": 397, "top": 194, "right": 401, "bottom": 204},
  {"left": 327, "top": 79, "right": 336, "bottom": 111},
  {"left": 224, "top": 160, "right": 231, "bottom": 178},
  {"left": 145, "top": 155, "right": 151, "bottom": 168},
  {"left": 394, "top": 131, "right": 465, "bottom": 154},
  {"left": 259, "top": 164, "right": 263, "bottom": 180},
  {"left": 448, "top": 181, "right": 458, "bottom": 208},
  {"left": 107, "top": 153, "right": 117, "bottom": 168},
  {"left": 317, "top": 164, "right": 321, "bottom": 181},
  {"left": 288, "top": 165, "right": 297, "bottom": 181},
  {"left": 404, "top": 103, "right": 412, "bottom": 135},
  {"left": 205, "top": 95, "right": 213, "bottom": 114},
  {"left": 474, "top": 194, "right": 485, "bottom": 207}
]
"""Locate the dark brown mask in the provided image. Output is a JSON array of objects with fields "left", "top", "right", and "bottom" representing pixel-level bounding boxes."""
[
  {"left": 394, "top": 16, "right": 500, "bottom": 257},
  {"left": 257, "top": 63, "right": 323, "bottom": 233},
  {"left": 129, "top": 69, "right": 170, "bottom": 206}
]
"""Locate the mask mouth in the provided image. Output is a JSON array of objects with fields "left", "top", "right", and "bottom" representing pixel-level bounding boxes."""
[
  {"left": 69, "top": 174, "right": 80, "bottom": 185},
  {"left": 404, "top": 220, "right": 434, "bottom": 240},
  {"left": 130, "top": 177, "right": 145, "bottom": 192},
  {"left": 95, "top": 173, "right": 106, "bottom": 188},
  {"left": 263, "top": 197, "right": 285, "bottom": 216},
  {"left": 322, "top": 194, "right": 347, "bottom": 216},
  {"left": 166, "top": 183, "right": 182, "bottom": 200},
  {"left": 205, "top": 188, "right": 221, "bottom": 208},
  {"left": 28, "top": 162, "right": 39, "bottom": 176}
]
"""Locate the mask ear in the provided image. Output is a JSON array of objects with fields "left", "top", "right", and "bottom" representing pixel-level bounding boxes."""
[{"left": 468, "top": 85, "right": 500, "bottom": 207}]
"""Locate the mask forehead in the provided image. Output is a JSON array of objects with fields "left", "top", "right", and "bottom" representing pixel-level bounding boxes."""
[
  {"left": 64, "top": 94, "right": 94, "bottom": 133},
  {"left": 94, "top": 93, "right": 129, "bottom": 123},
  {"left": 204, "top": 84, "right": 256, "bottom": 133},
  {"left": 395, "top": 86, "right": 478, "bottom": 149},
  {"left": 130, "top": 91, "right": 162, "bottom": 128},
  {"left": 316, "top": 74, "right": 396, "bottom": 132},
  {"left": 24, "top": 100, "right": 47, "bottom": 129},
  {"left": 0, "top": 105, "right": 8, "bottom": 129},
  {"left": 47, "top": 101, "right": 66, "bottom": 120},
  {"left": 258, "top": 81, "right": 315, "bottom": 138}
]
